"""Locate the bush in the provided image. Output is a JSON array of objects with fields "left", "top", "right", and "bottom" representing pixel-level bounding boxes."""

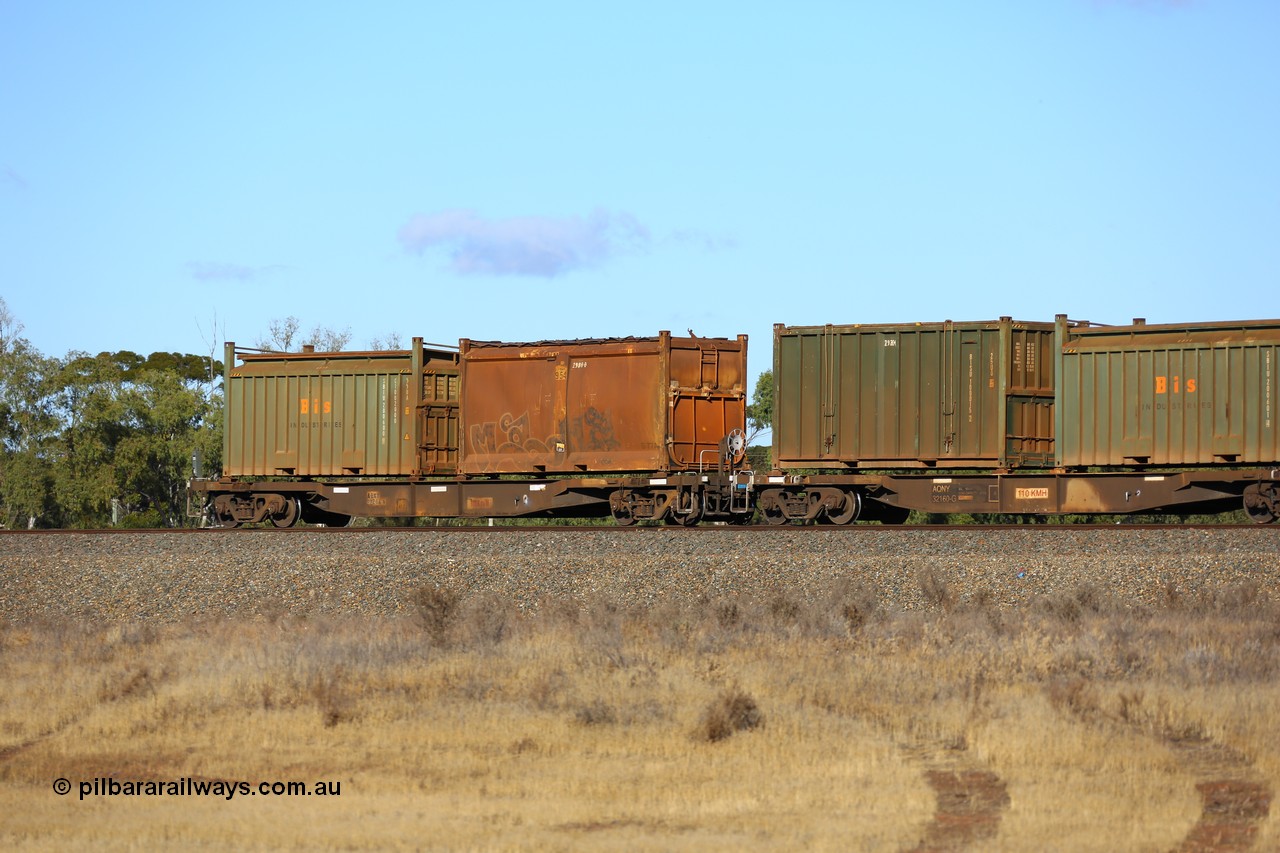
[{"left": 697, "top": 689, "right": 764, "bottom": 742}]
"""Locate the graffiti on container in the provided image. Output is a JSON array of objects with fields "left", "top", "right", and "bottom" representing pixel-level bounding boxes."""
[
  {"left": 576, "top": 407, "right": 621, "bottom": 451},
  {"left": 468, "top": 407, "right": 621, "bottom": 455},
  {"left": 469, "top": 412, "right": 562, "bottom": 455}
]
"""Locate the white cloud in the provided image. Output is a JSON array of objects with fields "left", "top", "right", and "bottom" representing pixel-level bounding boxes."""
[{"left": 398, "top": 208, "right": 651, "bottom": 277}]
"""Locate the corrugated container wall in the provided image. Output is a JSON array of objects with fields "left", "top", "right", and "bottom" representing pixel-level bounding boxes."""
[
  {"left": 1057, "top": 317, "right": 1280, "bottom": 467},
  {"left": 222, "top": 340, "right": 459, "bottom": 478},
  {"left": 773, "top": 319, "right": 1056, "bottom": 469},
  {"left": 458, "top": 332, "right": 747, "bottom": 474}
]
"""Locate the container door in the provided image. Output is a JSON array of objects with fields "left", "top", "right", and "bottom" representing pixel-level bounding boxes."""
[
  {"left": 417, "top": 371, "right": 459, "bottom": 474},
  {"left": 563, "top": 350, "right": 664, "bottom": 471}
]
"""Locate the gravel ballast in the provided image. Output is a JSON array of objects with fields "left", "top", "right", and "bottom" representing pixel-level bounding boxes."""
[{"left": 1, "top": 527, "right": 1277, "bottom": 623}]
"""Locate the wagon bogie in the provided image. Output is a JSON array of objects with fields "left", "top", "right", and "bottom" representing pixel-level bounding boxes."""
[
  {"left": 210, "top": 491, "right": 300, "bottom": 528},
  {"left": 755, "top": 485, "right": 861, "bottom": 525}
]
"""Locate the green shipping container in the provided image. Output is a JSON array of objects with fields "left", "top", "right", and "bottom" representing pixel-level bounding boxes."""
[
  {"left": 773, "top": 319, "right": 1056, "bottom": 469},
  {"left": 222, "top": 339, "right": 459, "bottom": 478},
  {"left": 1057, "top": 317, "right": 1280, "bottom": 467}
]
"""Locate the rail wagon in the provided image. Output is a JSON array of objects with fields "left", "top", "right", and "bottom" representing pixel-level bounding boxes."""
[
  {"left": 759, "top": 316, "right": 1280, "bottom": 524},
  {"left": 192, "top": 332, "right": 752, "bottom": 527},
  {"left": 189, "top": 315, "right": 1280, "bottom": 526}
]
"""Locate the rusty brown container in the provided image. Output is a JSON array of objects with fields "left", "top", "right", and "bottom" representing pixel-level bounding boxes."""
[
  {"left": 222, "top": 339, "right": 459, "bottom": 478},
  {"left": 773, "top": 318, "right": 1057, "bottom": 469},
  {"left": 458, "top": 332, "right": 748, "bottom": 474},
  {"left": 1057, "top": 316, "right": 1280, "bottom": 467}
]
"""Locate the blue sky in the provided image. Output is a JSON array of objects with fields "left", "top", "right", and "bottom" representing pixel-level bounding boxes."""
[{"left": 2, "top": 1, "right": 1277, "bottom": 385}]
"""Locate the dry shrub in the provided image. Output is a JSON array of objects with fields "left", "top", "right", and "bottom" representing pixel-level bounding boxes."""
[
  {"left": 1039, "top": 583, "right": 1106, "bottom": 624},
  {"left": 697, "top": 688, "right": 764, "bottom": 743},
  {"left": 98, "top": 665, "right": 158, "bottom": 703},
  {"left": 1046, "top": 676, "right": 1102, "bottom": 722},
  {"left": 1116, "top": 689, "right": 1146, "bottom": 725},
  {"left": 526, "top": 667, "right": 570, "bottom": 711},
  {"left": 768, "top": 593, "right": 801, "bottom": 626},
  {"left": 715, "top": 600, "right": 743, "bottom": 630},
  {"left": 1207, "top": 580, "right": 1264, "bottom": 614},
  {"left": 412, "top": 584, "right": 460, "bottom": 647},
  {"left": 309, "top": 667, "right": 355, "bottom": 728},
  {"left": 508, "top": 737, "right": 538, "bottom": 755},
  {"left": 795, "top": 580, "right": 880, "bottom": 639},
  {"left": 574, "top": 699, "right": 617, "bottom": 727},
  {"left": 1162, "top": 579, "right": 1266, "bottom": 616},
  {"left": 918, "top": 568, "right": 954, "bottom": 611},
  {"left": 842, "top": 601, "right": 868, "bottom": 633},
  {"left": 578, "top": 597, "right": 629, "bottom": 668},
  {"left": 458, "top": 591, "right": 515, "bottom": 648}
]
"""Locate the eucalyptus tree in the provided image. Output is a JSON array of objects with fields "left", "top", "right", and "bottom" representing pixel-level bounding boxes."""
[{"left": 0, "top": 299, "right": 58, "bottom": 527}]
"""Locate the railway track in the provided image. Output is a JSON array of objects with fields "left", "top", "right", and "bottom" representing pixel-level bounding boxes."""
[{"left": 0, "top": 522, "right": 1271, "bottom": 535}]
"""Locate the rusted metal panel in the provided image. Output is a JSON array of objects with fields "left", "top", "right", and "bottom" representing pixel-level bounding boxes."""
[
  {"left": 773, "top": 318, "right": 1056, "bottom": 469},
  {"left": 418, "top": 368, "right": 461, "bottom": 473},
  {"left": 457, "top": 332, "right": 747, "bottom": 474},
  {"left": 222, "top": 339, "right": 459, "bottom": 478},
  {"left": 1057, "top": 317, "right": 1280, "bottom": 467}
]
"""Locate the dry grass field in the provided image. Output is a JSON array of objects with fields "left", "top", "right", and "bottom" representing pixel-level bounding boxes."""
[{"left": 1, "top": 577, "right": 1276, "bottom": 851}]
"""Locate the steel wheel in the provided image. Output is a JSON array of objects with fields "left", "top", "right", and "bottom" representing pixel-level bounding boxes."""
[
  {"left": 823, "top": 490, "right": 861, "bottom": 525},
  {"left": 1243, "top": 483, "right": 1278, "bottom": 524},
  {"left": 609, "top": 490, "right": 638, "bottom": 526},
  {"left": 666, "top": 491, "right": 703, "bottom": 526},
  {"left": 211, "top": 497, "right": 242, "bottom": 528},
  {"left": 271, "top": 496, "right": 301, "bottom": 528},
  {"left": 760, "top": 502, "right": 788, "bottom": 525}
]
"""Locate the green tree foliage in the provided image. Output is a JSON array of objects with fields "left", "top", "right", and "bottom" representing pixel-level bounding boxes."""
[
  {"left": 113, "top": 368, "right": 222, "bottom": 525},
  {"left": 49, "top": 353, "right": 129, "bottom": 527},
  {"left": 45, "top": 354, "right": 222, "bottom": 528},
  {"left": 746, "top": 369, "right": 773, "bottom": 442},
  {"left": 0, "top": 299, "right": 221, "bottom": 528},
  {"left": 0, "top": 299, "right": 60, "bottom": 527},
  {"left": 98, "top": 350, "right": 222, "bottom": 384}
]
